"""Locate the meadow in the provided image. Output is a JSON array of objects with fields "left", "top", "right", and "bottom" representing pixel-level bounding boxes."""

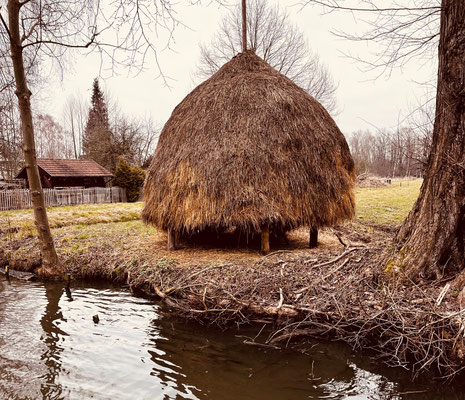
[{"left": 0, "top": 179, "right": 422, "bottom": 242}]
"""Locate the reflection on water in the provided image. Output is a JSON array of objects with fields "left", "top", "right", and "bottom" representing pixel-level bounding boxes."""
[{"left": 1, "top": 277, "right": 464, "bottom": 400}]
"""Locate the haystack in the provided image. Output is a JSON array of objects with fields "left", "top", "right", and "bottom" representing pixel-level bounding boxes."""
[{"left": 142, "top": 50, "right": 355, "bottom": 253}]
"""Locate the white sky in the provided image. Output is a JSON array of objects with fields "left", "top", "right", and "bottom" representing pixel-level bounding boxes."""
[{"left": 38, "top": 0, "right": 437, "bottom": 135}]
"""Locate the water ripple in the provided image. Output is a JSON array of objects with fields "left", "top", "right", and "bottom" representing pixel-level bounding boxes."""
[{"left": 1, "top": 278, "right": 463, "bottom": 400}]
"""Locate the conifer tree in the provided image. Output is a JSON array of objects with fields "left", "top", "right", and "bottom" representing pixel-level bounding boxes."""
[{"left": 82, "top": 78, "right": 113, "bottom": 170}]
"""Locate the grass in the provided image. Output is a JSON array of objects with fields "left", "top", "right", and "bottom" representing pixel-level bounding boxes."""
[
  {"left": 355, "top": 178, "right": 422, "bottom": 226},
  {"left": 0, "top": 180, "right": 422, "bottom": 269},
  {"left": 0, "top": 179, "right": 423, "bottom": 280},
  {"left": 0, "top": 202, "right": 142, "bottom": 239}
]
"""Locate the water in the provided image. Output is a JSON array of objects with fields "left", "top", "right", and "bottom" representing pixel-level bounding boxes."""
[{"left": 0, "top": 277, "right": 464, "bottom": 400}]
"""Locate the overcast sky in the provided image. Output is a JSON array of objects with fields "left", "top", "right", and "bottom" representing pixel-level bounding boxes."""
[{"left": 39, "top": 0, "right": 437, "bottom": 135}]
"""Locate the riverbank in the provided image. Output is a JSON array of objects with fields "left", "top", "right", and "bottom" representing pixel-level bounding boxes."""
[{"left": 2, "top": 179, "right": 465, "bottom": 379}]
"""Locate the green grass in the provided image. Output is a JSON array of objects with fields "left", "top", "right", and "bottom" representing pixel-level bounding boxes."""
[
  {"left": 355, "top": 179, "right": 422, "bottom": 225},
  {"left": 0, "top": 179, "right": 422, "bottom": 243},
  {"left": 0, "top": 183, "right": 423, "bottom": 272}
]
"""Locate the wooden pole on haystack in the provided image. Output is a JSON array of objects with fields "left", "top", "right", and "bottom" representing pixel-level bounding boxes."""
[{"left": 242, "top": 0, "right": 247, "bottom": 52}]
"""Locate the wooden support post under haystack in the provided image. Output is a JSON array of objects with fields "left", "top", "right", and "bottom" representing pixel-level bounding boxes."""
[
  {"left": 261, "top": 226, "right": 270, "bottom": 254},
  {"left": 167, "top": 228, "right": 176, "bottom": 251},
  {"left": 309, "top": 226, "right": 318, "bottom": 248}
]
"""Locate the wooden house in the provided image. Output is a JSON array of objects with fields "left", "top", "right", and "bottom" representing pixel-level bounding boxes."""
[{"left": 16, "top": 159, "right": 113, "bottom": 189}]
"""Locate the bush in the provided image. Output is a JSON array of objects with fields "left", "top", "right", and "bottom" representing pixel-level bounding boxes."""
[{"left": 112, "top": 158, "right": 145, "bottom": 202}]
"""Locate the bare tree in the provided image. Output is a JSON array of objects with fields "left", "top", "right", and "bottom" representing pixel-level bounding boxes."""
[
  {"left": 0, "top": 0, "right": 203, "bottom": 277},
  {"left": 197, "top": 0, "right": 339, "bottom": 113},
  {"left": 111, "top": 115, "right": 157, "bottom": 169},
  {"left": 34, "top": 114, "right": 71, "bottom": 159},
  {"left": 0, "top": 89, "right": 22, "bottom": 179},
  {"left": 304, "top": 0, "right": 464, "bottom": 282},
  {"left": 346, "top": 126, "right": 429, "bottom": 177},
  {"left": 63, "top": 94, "right": 87, "bottom": 159}
]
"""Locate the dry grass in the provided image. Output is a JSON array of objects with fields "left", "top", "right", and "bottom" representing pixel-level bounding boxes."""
[
  {"left": 0, "top": 202, "right": 141, "bottom": 239},
  {"left": 0, "top": 181, "right": 421, "bottom": 268},
  {"left": 143, "top": 50, "right": 355, "bottom": 234}
]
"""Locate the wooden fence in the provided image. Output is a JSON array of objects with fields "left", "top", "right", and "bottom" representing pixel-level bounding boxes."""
[{"left": 0, "top": 187, "right": 127, "bottom": 211}]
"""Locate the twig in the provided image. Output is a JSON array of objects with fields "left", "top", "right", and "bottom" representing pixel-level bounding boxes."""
[
  {"left": 305, "top": 247, "right": 359, "bottom": 267},
  {"left": 165, "top": 265, "right": 220, "bottom": 295},
  {"left": 435, "top": 283, "right": 450, "bottom": 306},
  {"left": 277, "top": 288, "right": 284, "bottom": 309},
  {"left": 333, "top": 231, "right": 347, "bottom": 247},
  {"left": 261, "top": 250, "right": 293, "bottom": 259}
]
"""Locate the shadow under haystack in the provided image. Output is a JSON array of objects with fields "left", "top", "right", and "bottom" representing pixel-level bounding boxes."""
[{"left": 142, "top": 51, "right": 355, "bottom": 253}]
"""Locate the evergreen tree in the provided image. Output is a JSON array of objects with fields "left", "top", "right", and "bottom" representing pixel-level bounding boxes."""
[
  {"left": 82, "top": 78, "right": 113, "bottom": 170},
  {"left": 112, "top": 157, "right": 145, "bottom": 202}
]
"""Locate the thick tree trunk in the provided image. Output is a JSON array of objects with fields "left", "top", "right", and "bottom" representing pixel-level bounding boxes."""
[
  {"left": 7, "top": 0, "right": 62, "bottom": 278},
  {"left": 392, "top": 0, "right": 465, "bottom": 281}
]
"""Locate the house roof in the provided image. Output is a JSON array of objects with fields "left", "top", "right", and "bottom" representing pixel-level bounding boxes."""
[{"left": 16, "top": 159, "right": 113, "bottom": 179}]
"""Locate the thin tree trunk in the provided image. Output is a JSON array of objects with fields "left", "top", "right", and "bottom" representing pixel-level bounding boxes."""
[
  {"left": 392, "top": 0, "right": 465, "bottom": 281},
  {"left": 7, "top": 0, "right": 62, "bottom": 278},
  {"left": 70, "top": 110, "right": 78, "bottom": 159}
]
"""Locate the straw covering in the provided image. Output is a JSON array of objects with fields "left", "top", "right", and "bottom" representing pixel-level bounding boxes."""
[{"left": 142, "top": 51, "right": 355, "bottom": 234}]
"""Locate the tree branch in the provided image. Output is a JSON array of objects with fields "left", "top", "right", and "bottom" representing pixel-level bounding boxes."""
[{"left": 0, "top": 7, "right": 12, "bottom": 41}]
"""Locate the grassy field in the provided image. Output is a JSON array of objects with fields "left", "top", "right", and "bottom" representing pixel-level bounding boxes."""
[
  {"left": 0, "top": 202, "right": 142, "bottom": 239},
  {"left": 0, "top": 178, "right": 423, "bottom": 275},
  {"left": 0, "top": 179, "right": 422, "bottom": 242},
  {"left": 355, "top": 178, "right": 422, "bottom": 225}
]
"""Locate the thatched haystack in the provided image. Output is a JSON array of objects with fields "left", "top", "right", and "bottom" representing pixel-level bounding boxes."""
[{"left": 143, "top": 50, "right": 355, "bottom": 252}]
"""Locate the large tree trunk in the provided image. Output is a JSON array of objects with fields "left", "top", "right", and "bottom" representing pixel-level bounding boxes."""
[
  {"left": 393, "top": 0, "right": 465, "bottom": 281},
  {"left": 7, "top": 0, "right": 63, "bottom": 278}
]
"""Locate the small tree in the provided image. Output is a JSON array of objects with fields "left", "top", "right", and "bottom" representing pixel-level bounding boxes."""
[{"left": 112, "top": 158, "right": 145, "bottom": 202}]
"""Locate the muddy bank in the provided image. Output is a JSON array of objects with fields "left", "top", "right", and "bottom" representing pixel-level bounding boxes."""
[{"left": 1, "top": 221, "right": 465, "bottom": 380}]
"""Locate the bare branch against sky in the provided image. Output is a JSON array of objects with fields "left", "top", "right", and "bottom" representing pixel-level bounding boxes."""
[
  {"left": 196, "top": 0, "right": 339, "bottom": 113},
  {"left": 300, "top": 0, "right": 441, "bottom": 76}
]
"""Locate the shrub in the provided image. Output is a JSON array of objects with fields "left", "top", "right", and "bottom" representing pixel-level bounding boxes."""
[{"left": 113, "top": 158, "right": 145, "bottom": 202}]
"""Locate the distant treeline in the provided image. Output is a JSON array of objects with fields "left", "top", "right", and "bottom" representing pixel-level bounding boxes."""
[
  {"left": 0, "top": 79, "right": 159, "bottom": 180},
  {"left": 346, "top": 127, "right": 432, "bottom": 178}
]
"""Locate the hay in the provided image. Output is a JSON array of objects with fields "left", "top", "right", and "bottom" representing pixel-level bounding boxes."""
[
  {"left": 143, "top": 51, "right": 355, "bottom": 235},
  {"left": 357, "top": 173, "right": 389, "bottom": 188}
]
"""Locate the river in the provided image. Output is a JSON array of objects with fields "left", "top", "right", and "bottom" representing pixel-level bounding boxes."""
[{"left": 0, "top": 277, "right": 463, "bottom": 399}]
